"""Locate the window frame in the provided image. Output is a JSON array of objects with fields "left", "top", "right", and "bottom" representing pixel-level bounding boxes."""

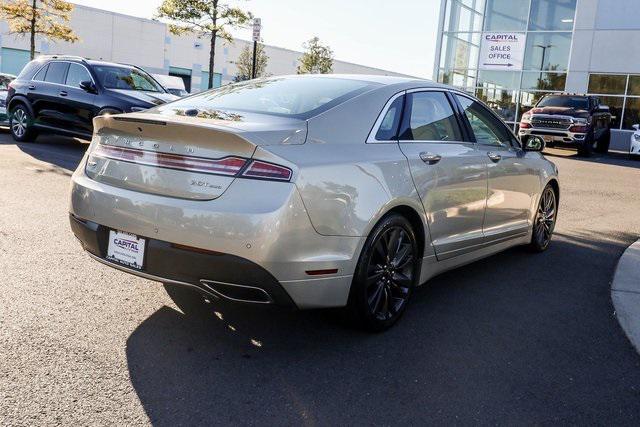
[
  {"left": 453, "top": 92, "right": 521, "bottom": 149},
  {"left": 398, "top": 89, "right": 467, "bottom": 144},
  {"left": 366, "top": 91, "right": 406, "bottom": 143},
  {"left": 30, "top": 60, "right": 96, "bottom": 89}
]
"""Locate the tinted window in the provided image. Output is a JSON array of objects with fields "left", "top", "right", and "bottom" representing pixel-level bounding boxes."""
[
  {"left": 32, "top": 64, "right": 48, "bottom": 81},
  {"left": 157, "top": 77, "right": 379, "bottom": 119},
  {"left": 44, "top": 62, "right": 68, "bottom": 84},
  {"left": 456, "top": 94, "right": 515, "bottom": 147},
  {"left": 93, "top": 65, "right": 164, "bottom": 92},
  {"left": 66, "top": 63, "right": 92, "bottom": 88},
  {"left": 400, "top": 91, "right": 462, "bottom": 142},
  {"left": 375, "top": 96, "right": 403, "bottom": 140}
]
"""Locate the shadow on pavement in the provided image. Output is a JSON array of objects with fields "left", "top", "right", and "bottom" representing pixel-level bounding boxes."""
[
  {"left": 126, "top": 229, "right": 640, "bottom": 425},
  {"left": 544, "top": 147, "right": 640, "bottom": 170},
  {"left": 0, "top": 129, "right": 88, "bottom": 172}
]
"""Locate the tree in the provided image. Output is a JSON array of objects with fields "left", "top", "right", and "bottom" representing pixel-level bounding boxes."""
[
  {"left": 233, "top": 43, "right": 268, "bottom": 82},
  {"left": 297, "top": 36, "right": 333, "bottom": 74},
  {"left": 156, "top": 0, "right": 252, "bottom": 90},
  {"left": 0, "top": 0, "right": 79, "bottom": 60}
]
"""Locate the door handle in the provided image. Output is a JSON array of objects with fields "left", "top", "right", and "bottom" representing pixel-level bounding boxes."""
[
  {"left": 59, "top": 91, "right": 68, "bottom": 96},
  {"left": 419, "top": 152, "right": 442, "bottom": 165},
  {"left": 487, "top": 151, "right": 502, "bottom": 162},
  {"left": 28, "top": 85, "right": 35, "bottom": 90}
]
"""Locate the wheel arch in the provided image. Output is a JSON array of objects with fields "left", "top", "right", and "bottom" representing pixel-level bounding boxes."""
[
  {"left": 365, "top": 202, "right": 430, "bottom": 260},
  {"left": 7, "top": 96, "right": 34, "bottom": 116},
  {"left": 547, "top": 178, "right": 560, "bottom": 206}
]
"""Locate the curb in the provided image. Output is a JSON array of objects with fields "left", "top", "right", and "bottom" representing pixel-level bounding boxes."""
[{"left": 611, "top": 239, "right": 640, "bottom": 355}]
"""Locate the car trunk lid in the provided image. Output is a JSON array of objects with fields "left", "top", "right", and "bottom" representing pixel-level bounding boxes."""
[{"left": 85, "top": 112, "right": 304, "bottom": 200}]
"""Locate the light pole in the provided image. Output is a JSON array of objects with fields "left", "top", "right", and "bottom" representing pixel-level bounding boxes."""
[{"left": 534, "top": 44, "right": 553, "bottom": 88}]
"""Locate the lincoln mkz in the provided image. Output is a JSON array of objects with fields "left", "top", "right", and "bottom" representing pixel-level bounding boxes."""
[{"left": 69, "top": 75, "right": 559, "bottom": 331}]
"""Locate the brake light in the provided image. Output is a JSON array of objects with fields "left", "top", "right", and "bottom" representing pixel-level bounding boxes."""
[
  {"left": 569, "top": 125, "right": 588, "bottom": 133},
  {"left": 241, "top": 160, "right": 292, "bottom": 181},
  {"left": 91, "top": 144, "right": 247, "bottom": 176},
  {"left": 520, "top": 122, "right": 531, "bottom": 129}
]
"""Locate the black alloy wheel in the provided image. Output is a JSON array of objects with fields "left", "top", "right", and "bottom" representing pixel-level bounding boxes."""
[
  {"left": 530, "top": 185, "right": 557, "bottom": 252},
  {"left": 348, "top": 214, "right": 419, "bottom": 331}
]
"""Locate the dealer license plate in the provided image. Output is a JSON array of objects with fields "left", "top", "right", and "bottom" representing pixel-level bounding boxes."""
[{"left": 107, "top": 230, "right": 146, "bottom": 270}]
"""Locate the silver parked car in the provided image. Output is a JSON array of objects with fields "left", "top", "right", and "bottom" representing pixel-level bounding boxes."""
[{"left": 69, "top": 75, "right": 559, "bottom": 331}]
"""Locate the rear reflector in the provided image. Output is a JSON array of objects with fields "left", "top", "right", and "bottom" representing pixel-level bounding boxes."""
[
  {"left": 305, "top": 269, "right": 339, "bottom": 276},
  {"left": 92, "top": 144, "right": 247, "bottom": 176},
  {"left": 241, "top": 160, "right": 292, "bottom": 181}
]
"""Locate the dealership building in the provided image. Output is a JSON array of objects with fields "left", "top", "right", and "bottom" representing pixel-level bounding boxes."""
[
  {"left": 0, "top": 3, "right": 405, "bottom": 93},
  {"left": 435, "top": 0, "right": 640, "bottom": 148}
]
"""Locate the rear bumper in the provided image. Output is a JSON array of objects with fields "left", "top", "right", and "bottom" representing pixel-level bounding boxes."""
[
  {"left": 70, "top": 213, "right": 297, "bottom": 306},
  {"left": 69, "top": 169, "right": 361, "bottom": 309}
]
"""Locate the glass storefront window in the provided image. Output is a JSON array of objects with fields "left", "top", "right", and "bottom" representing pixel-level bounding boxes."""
[
  {"left": 588, "top": 74, "right": 627, "bottom": 95},
  {"left": 444, "top": 0, "right": 484, "bottom": 33},
  {"left": 477, "top": 70, "right": 520, "bottom": 90},
  {"left": 523, "top": 32, "right": 572, "bottom": 71},
  {"left": 521, "top": 72, "right": 566, "bottom": 91},
  {"left": 438, "top": 69, "right": 477, "bottom": 88},
  {"left": 528, "top": 0, "right": 576, "bottom": 31},
  {"left": 439, "top": 33, "right": 481, "bottom": 71},
  {"left": 623, "top": 97, "right": 640, "bottom": 129},
  {"left": 626, "top": 76, "right": 640, "bottom": 96},
  {"left": 484, "top": 0, "right": 529, "bottom": 31},
  {"left": 476, "top": 87, "right": 518, "bottom": 122},
  {"left": 517, "top": 91, "right": 548, "bottom": 120},
  {"left": 597, "top": 96, "right": 623, "bottom": 129}
]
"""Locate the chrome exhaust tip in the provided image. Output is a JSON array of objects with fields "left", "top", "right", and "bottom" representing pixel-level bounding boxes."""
[{"left": 199, "top": 280, "right": 274, "bottom": 304}]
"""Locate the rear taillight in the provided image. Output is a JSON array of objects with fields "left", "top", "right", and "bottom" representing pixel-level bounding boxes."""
[
  {"left": 569, "top": 125, "right": 588, "bottom": 133},
  {"left": 241, "top": 160, "right": 292, "bottom": 181},
  {"left": 92, "top": 144, "right": 247, "bottom": 176},
  {"left": 90, "top": 143, "right": 292, "bottom": 182},
  {"left": 520, "top": 122, "right": 531, "bottom": 129}
]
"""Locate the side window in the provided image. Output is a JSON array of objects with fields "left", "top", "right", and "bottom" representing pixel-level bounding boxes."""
[
  {"left": 44, "top": 62, "right": 69, "bottom": 85},
  {"left": 375, "top": 95, "right": 403, "bottom": 140},
  {"left": 32, "top": 64, "right": 48, "bottom": 81},
  {"left": 66, "top": 63, "right": 92, "bottom": 88},
  {"left": 400, "top": 91, "right": 462, "bottom": 142},
  {"left": 456, "top": 94, "right": 516, "bottom": 147}
]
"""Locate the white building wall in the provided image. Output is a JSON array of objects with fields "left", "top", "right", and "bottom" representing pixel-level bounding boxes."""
[{"left": 0, "top": 4, "right": 410, "bottom": 90}]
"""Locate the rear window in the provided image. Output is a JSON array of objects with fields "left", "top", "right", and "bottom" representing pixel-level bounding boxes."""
[
  {"left": 156, "top": 76, "right": 379, "bottom": 119},
  {"left": 537, "top": 96, "right": 589, "bottom": 110}
]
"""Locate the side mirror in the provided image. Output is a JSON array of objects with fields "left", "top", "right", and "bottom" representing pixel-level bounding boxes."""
[
  {"left": 522, "top": 135, "right": 545, "bottom": 152},
  {"left": 633, "top": 124, "right": 639, "bottom": 131},
  {"left": 79, "top": 80, "right": 96, "bottom": 93}
]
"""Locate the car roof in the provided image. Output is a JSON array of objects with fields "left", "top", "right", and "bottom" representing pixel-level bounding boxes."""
[{"left": 271, "top": 73, "right": 433, "bottom": 86}]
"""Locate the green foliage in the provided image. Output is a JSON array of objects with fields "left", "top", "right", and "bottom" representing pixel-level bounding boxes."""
[
  {"left": 297, "top": 36, "right": 334, "bottom": 74},
  {"left": 234, "top": 43, "right": 268, "bottom": 82},
  {"left": 156, "top": 0, "right": 252, "bottom": 89},
  {"left": 0, "top": 0, "right": 80, "bottom": 59}
]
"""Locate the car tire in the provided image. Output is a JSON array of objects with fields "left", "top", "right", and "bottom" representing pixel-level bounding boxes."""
[
  {"left": 346, "top": 213, "right": 420, "bottom": 332},
  {"left": 595, "top": 128, "right": 611, "bottom": 154},
  {"left": 9, "top": 104, "right": 37, "bottom": 142},
  {"left": 529, "top": 184, "right": 557, "bottom": 252},
  {"left": 577, "top": 131, "right": 595, "bottom": 157}
]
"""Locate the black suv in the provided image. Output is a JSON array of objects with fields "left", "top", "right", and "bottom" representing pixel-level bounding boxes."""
[
  {"left": 518, "top": 94, "right": 612, "bottom": 157},
  {"left": 7, "top": 55, "right": 178, "bottom": 142}
]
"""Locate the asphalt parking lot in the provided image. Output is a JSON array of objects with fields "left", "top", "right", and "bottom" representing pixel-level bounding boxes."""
[{"left": 1, "top": 132, "right": 640, "bottom": 425}]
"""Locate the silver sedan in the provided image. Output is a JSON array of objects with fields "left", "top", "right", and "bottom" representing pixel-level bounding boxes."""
[{"left": 69, "top": 75, "right": 559, "bottom": 331}]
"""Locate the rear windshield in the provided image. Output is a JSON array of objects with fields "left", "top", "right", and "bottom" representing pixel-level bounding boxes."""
[
  {"left": 537, "top": 96, "right": 589, "bottom": 110},
  {"left": 92, "top": 65, "right": 164, "bottom": 93},
  {"left": 156, "top": 77, "right": 379, "bottom": 119}
]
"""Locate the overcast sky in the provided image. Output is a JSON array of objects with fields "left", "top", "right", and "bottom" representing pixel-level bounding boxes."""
[{"left": 71, "top": 0, "right": 440, "bottom": 78}]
